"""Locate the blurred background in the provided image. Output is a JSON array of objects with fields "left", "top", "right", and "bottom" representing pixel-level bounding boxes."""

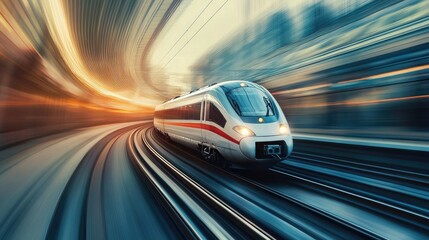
[{"left": 1, "top": 0, "right": 428, "bottom": 147}]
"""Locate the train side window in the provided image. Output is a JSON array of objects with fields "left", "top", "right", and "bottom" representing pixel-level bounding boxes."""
[
  {"left": 191, "top": 102, "right": 201, "bottom": 120},
  {"left": 161, "top": 103, "right": 201, "bottom": 120},
  {"left": 207, "top": 102, "right": 226, "bottom": 127}
]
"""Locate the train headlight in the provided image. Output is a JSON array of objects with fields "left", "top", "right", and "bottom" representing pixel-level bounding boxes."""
[
  {"left": 279, "top": 124, "right": 290, "bottom": 135},
  {"left": 233, "top": 126, "right": 255, "bottom": 137}
]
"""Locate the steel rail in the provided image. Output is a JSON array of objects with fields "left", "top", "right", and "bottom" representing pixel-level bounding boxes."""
[{"left": 140, "top": 128, "right": 275, "bottom": 240}]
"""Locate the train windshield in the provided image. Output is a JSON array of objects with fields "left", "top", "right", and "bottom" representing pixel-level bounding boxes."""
[{"left": 226, "top": 87, "right": 275, "bottom": 117}]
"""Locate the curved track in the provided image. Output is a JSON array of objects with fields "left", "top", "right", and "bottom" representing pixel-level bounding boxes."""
[
  {"left": 0, "top": 122, "right": 184, "bottom": 239},
  {"left": 0, "top": 122, "right": 427, "bottom": 239},
  {"left": 142, "top": 125, "right": 429, "bottom": 239}
]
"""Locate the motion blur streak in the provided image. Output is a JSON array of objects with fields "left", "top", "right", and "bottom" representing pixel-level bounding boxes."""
[
  {"left": 0, "top": 122, "right": 188, "bottom": 239},
  {"left": 0, "top": 0, "right": 181, "bottom": 146},
  {"left": 0, "top": 123, "right": 134, "bottom": 239},
  {"left": 338, "top": 64, "right": 429, "bottom": 84},
  {"left": 194, "top": 0, "right": 429, "bottom": 141},
  {"left": 1, "top": 0, "right": 179, "bottom": 107},
  {"left": 2, "top": 0, "right": 428, "bottom": 142}
]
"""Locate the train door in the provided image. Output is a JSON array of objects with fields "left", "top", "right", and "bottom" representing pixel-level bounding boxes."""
[
  {"left": 201, "top": 94, "right": 208, "bottom": 144},
  {"left": 200, "top": 94, "right": 228, "bottom": 166},
  {"left": 201, "top": 94, "right": 215, "bottom": 159}
]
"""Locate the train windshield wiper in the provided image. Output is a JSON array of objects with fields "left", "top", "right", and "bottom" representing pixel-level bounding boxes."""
[
  {"left": 230, "top": 98, "right": 242, "bottom": 116},
  {"left": 263, "top": 96, "right": 274, "bottom": 116}
]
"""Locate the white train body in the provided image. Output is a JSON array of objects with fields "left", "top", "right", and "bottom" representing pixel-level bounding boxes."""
[{"left": 154, "top": 81, "right": 293, "bottom": 168}]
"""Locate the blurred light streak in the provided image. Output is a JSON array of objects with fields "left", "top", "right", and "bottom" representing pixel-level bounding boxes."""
[
  {"left": 344, "top": 94, "right": 429, "bottom": 106},
  {"left": 338, "top": 64, "right": 429, "bottom": 85},
  {"left": 273, "top": 83, "right": 332, "bottom": 95},
  {"left": 41, "top": 0, "right": 169, "bottom": 107},
  {"left": 0, "top": 98, "right": 139, "bottom": 114},
  {"left": 0, "top": 0, "right": 179, "bottom": 140},
  {"left": 1, "top": 0, "right": 181, "bottom": 111},
  {"left": 42, "top": 0, "right": 116, "bottom": 100},
  {"left": 284, "top": 95, "right": 429, "bottom": 109}
]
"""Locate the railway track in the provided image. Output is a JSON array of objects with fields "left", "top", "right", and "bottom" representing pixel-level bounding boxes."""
[
  {"left": 1, "top": 122, "right": 427, "bottom": 239},
  {"left": 275, "top": 152, "right": 429, "bottom": 220},
  {"left": 46, "top": 123, "right": 187, "bottom": 239},
  {"left": 145, "top": 126, "right": 429, "bottom": 239},
  {"left": 141, "top": 127, "right": 348, "bottom": 239},
  {"left": 128, "top": 127, "right": 273, "bottom": 239}
]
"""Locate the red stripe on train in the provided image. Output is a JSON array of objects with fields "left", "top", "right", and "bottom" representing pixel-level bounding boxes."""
[{"left": 163, "top": 122, "right": 240, "bottom": 145}]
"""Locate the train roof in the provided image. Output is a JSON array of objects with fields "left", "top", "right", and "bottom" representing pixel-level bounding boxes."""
[{"left": 162, "top": 80, "right": 258, "bottom": 105}]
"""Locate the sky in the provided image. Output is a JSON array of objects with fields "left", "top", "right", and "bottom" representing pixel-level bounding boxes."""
[
  {"left": 148, "top": 0, "right": 365, "bottom": 94},
  {"left": 150, "top": 0, "right": 307, "bottom": 75}
]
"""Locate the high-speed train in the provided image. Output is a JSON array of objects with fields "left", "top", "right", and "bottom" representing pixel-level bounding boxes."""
[{"left": 154, "top": 81, "right": 293, "bottom": 168}]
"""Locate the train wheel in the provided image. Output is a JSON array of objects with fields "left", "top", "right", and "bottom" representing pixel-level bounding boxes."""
[
  {"left": 212, "top": 150, "right": 220, "bottom": 164},
  {"left": 201, "top": 147, "right": 229, "bottom": 169},
  {"left": 213, "top": 150, "right": 229, "bottom": 170}
]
